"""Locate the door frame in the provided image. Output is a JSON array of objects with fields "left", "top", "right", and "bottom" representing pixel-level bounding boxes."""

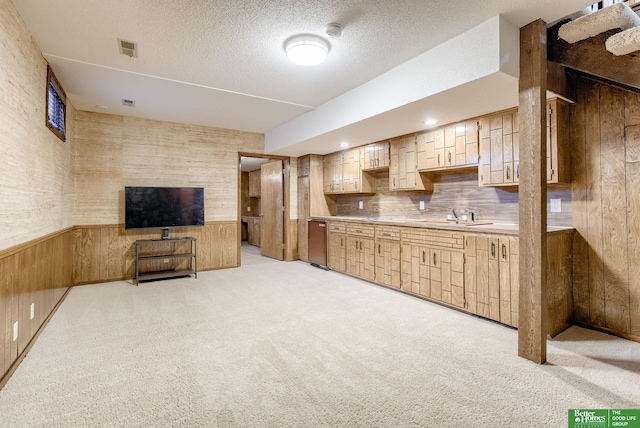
[{"left": 237, "top": 152, "right": 294, "bottom": 265}]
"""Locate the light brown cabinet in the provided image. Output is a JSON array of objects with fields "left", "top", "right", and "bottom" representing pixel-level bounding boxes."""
[
  {"left": 323, "top": 147, "right": 375, "bottom": 195},
  {"left": 346, "top": 224, "right": 375, "bottom": 282},
  {"left": 464, "top": 234, "right": 517, "bottom": 326},
  {"left": 374, "top": 226, "right": 401, "bottom": 288},
  {"left": 399, "top": 228, "right": 465, "bottom": 308},
  {"left": 363, "top": 141, "right": 390, "bottom": 170},
  {"left": 248, "top": 169, "right": 261, "bottom": 197},
  {"left": 417, "top": 121, "right": 479, "bottom": 171},
  {"left": 390, "top": 135, "right": 433, "bottom": 191},
  {"left": 246, "top": 217, "right": 261, "bottom": 247},
  {"left": 327, "top": 222, "right": 347, "bottom": 272},
  {"left": 479, "top": 98, "right": 569, "bottom": 187},
  {"left": 298, "top": 155, "right": 335, "bottom": 262}
]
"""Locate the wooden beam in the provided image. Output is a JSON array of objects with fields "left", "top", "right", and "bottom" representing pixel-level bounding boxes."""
[
  {"left": 547, "top": 61, "right": 575, "bottom": 102},
  {"left": 548, "top": 23, "right": 640, "bottom": 92},
  {"left": 518, "top": 19, "right": 548, "bottom": 364}
]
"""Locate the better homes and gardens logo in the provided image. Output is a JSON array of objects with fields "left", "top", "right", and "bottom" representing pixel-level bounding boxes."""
[{"left": 569, "top": 409, "right": 640, "bottom": 428}]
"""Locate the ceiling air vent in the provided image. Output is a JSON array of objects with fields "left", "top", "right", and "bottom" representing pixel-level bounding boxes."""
[
  {"left": 122, "top": 99, "right": 135, "bottom": 107},
  {"left": 118, "top": 39, "right": 137, "bottom": 58}
]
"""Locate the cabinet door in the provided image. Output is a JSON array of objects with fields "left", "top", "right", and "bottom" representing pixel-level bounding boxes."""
[
  {"left": 464, "top": 235, "right": 478, "bottom": 314},
  {"left": 375, "top": 239, "right": 401, "bottom": 288},
  {"left": 342, "top": 148, "right": 361, "bottom": 192},
  {"left": 249, "top": 170, "right": 261, "bottom": 197},
  {"left": 360, "top": 237, "right": 376, "bottom": 282},
  {"left": 328, "top": 231, "right": 346, "bottom": 272},
  {"left": 323, "top": 155, "right": 333, "bottom": 193},
  {"left": 390, "top": 135, "right": 422, "bottom": 190},
  {"left": 400, "top": 243, "right": 430, "bottom": 296},
  {"left": 509, "top": 239, "right": 519, "bottom": 327},
  {"left": 430, "top": 249, "right": 443, "bottom": 302},
  {"left": 450, "top": 251, "right": 465, "bottom": 308},
  {"left": 417, "top": 130, "right": 435, "bottom": 170},
  {"left": 488, "top": 236, "right": 500, "bottom": 321},
  {"left": 475, "top": 236, "right": 491, "bottom": 319},
  {"left": 444, "top": 126, "right": 456, "bottom": 167},
  {"left": 464, "top": 121, "right": 480, "bottom": 166},
  {"left": 377, "top": 141, "right": 390, "bottom": 168},
  {"left": 498, "top": 238, "right": 512, "bottom": 326},
  {"left": 478, "top": 109, "right": 517, "bottom": 187},
  {"left": 346, "top": 235, "right": 360, "bottom": 276}
]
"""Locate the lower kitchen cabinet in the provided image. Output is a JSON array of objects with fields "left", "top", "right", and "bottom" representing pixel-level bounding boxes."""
[
  {"left": 400, "top": 228, "right": 465, "bottom": 308},
  {"left": 346, "top": 224, "right": 375, "bottom": 282},
  {"left": 374, "top": 226, "right": 401, "bottom": 288},
  {"left": 322, "top": 220, "right": 572, "bottom": 334},
  {"left": 465, "top": 234, "right": 519, "bottom": 327},
  {"left": 327, "top": 222, "right": 347, "bottom": 272}
]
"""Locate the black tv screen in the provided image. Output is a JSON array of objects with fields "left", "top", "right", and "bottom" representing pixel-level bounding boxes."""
[{"left": 124, "top": 186, "right": 205, "bottom": 230}]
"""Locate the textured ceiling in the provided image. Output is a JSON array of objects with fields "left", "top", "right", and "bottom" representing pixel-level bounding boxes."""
[{"left": 11, "top": 0, "right": 593, "bottom": 153}]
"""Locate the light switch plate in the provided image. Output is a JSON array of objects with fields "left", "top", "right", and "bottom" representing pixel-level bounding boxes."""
[
  {"left": 419, "top": 201, "right": 425, "bottom": 210},
  {"left": 550, "top": 199, "right": 561, "bottom": 213},
  {"left": 358, "top": 201, "right": 364, "bottom": 210}
]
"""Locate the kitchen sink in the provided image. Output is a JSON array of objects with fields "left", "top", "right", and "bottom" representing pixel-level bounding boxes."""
[{"left": 415, "top": 220, "right": 493, "bottom": 226}]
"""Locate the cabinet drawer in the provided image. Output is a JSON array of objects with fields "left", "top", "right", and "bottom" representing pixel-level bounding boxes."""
[
  {"left": 347, "top": 223, "right": 375, "bottom": 237},
  {"left": 401, "top": 227, "right": 464, "bottom": 250},
  {"left": 327, "top": 222, "right": 346, "bottom": 233},
  {"left": 375, "top": 226, "right": 401, "bottom": 241}
]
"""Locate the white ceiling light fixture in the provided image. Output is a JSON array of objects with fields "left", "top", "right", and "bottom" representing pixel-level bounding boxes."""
[{"left": 285, "top": 35, "right": 330, "bottom": 66}]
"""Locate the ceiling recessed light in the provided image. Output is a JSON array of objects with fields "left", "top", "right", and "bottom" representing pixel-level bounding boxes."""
[
  {"left": 339, "top": 142, "right": 349, "bottom": 148},
  {"left": 285, "top": 35, "right": 329, "bottom": 66},
  {"left": 424, "top": 118, "right": 437, "bottom": 126}
]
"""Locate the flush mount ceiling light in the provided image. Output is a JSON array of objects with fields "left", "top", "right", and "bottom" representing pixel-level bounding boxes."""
[{"left": 285, "top": 35, "right": 329, "bottom": 66}]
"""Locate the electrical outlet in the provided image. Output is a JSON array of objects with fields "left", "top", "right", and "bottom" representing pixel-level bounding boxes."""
[
  {"left": 358, "top": 201, "right": 364, "bottom": 210},
  {"left": 550, "top": 198, "right": 561, "bottom": 213},
  {"left": 30, "top": 303, "right": 34, "bottom": 320},
  {"left": 13, "top": 321, "right": 18, "bottom": 341},
  {"left": 419, "top": 201, "right": 425, "bottom": 210},
  {"left": 247, "top": 207, "right": 251, "bottom": 212},
  {"left": 163, "top": 258, "right": 170, "bottom": 263},
  {"left": 222, "top": 201, "right": 227, "bottom": 208}
]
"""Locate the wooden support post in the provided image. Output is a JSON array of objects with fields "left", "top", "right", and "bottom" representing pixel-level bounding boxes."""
[{"left": 518, "top": 19, "right": 548, "bottom": 364}]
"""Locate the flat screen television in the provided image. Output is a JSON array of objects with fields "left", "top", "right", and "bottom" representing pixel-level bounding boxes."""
[{"left": 124, "top": 187, "right": 205, "bottom": 236}]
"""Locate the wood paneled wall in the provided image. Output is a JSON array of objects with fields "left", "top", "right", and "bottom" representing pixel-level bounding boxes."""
[
  {"left": 73, "top": 222, "right": 238, "bottom": 284},
  {"left": 336, "top": 171, "right": 572, "bottom": 227},
  {"left": 571, "top": 75, "right": 640, "bottom": 341},
  {"left": 1, "top": 229, "right": 73, "bottom": 386},
  {"left": 0, "top": 0, "right": 76, "bottom": 252},
  {"left": 74, "top": 112, "right": 264, "bottom": 225}
]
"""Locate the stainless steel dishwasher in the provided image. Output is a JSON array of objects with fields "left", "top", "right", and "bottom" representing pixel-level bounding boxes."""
[{"left": 308, "top": 219, "right": 328, "bottom": 270}]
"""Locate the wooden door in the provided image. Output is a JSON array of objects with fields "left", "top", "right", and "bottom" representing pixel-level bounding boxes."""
[{"left": 260, "top": 161, "right": 284, "bottom": 260}]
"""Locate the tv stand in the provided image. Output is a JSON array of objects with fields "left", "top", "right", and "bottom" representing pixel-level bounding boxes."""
[{"left": 135, "top": 237, "right": 197, "bottom": 285}]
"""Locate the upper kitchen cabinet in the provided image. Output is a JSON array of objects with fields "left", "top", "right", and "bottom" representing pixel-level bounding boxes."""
[
  {"left": 417, "top": 121, "right": 479, "bottom": 171},
  {"left": 249, "top": 169, "right": 261, "bottom": 197},
  {"left": 546, "top": 98, "right": 570, "bottom": 184},
  {"left": 478, "top": 107, "right": 519, "bottom": 187},
  {"left": 362, "top": 141, "right": 390, "bottom": 170},
  {"left": 389, "top": 135, "right": 433, "bottom": 192},
  {"left": 323, "top": 147, "right": 375, "bottom": 195},
  {"left": 478, "top": 98, "right": 569, "bottom": 187}
]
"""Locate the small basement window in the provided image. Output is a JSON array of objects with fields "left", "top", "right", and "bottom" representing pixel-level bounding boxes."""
[{"left": 46, "top": 65, "right": 66, "bottom": 141}]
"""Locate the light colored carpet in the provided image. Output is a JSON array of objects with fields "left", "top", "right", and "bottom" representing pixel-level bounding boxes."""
[{"left": 1, "top": 243, "right": 639, "bottom": 427}]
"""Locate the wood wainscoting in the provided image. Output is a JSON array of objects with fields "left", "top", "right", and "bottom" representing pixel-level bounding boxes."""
[
  {"left": 73, "top": 222, "right": 238, "bottom": 285},
  {"left": 0, "top": 228, "right": 74, "bottom": 387}
]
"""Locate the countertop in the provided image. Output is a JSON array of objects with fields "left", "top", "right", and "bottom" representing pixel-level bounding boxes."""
[{"left": 308, "top": 216, "right": 574, "bottom": 236}]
